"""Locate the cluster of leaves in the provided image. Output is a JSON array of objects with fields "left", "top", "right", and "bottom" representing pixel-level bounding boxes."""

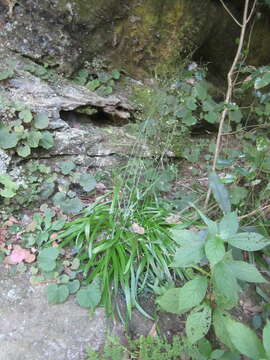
[
  {"left": 73, "top": 68, "right": 121, "bottom": 96},
  {"left": 157, "top": 173, "right": 270, "bottom": 359},
  {"left": 86, "top": 335, "right": 228, "bottom": 360},
  {"left": 0, "top": 103, "right": 53, "bottom": 157},
  {"left": 50, "top": 185, "right": 182, "bottom": 319},
  {"left": 131, "top": 64, "right": 243, "bottom": 157}
]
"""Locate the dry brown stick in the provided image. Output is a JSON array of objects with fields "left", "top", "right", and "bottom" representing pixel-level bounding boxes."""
[
  {"left": 239, "top": 204, "right": 270, "bottom": 220},
  {"left": 205, "top": 0, "right": 256, "bottom": 208}
]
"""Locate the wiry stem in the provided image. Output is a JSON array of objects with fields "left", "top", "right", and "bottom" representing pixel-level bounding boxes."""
[{"left": 205, "top": 0, "right": 257, "bottom": 208}]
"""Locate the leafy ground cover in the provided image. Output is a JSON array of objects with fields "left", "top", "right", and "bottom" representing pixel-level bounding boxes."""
[{"left": 1, "top": 9, "right": 270, "bottom": 357}]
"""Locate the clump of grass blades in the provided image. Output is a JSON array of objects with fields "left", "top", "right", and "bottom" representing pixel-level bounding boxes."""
[{"left": 56, "top": 187, "right": 183, "bottom": 319}]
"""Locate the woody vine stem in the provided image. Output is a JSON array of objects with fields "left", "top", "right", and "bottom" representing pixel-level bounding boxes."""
[{"left": 205, "top": 0, "right": 257, "bottom": 207}]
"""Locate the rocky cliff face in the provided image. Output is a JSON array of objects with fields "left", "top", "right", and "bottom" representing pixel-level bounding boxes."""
[{"left": 0, "top": 0, "right": 269, "bottom": 78}]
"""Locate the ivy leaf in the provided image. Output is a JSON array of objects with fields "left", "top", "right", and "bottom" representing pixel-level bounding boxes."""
[
  {"left": 0, "top": 129, "right": 18, "bottom": 149},
  {"left": 228, "top": 261, "right": 267, "bottom": 283},
  {"left": 194, "top": 83, "right": 208, "bottom": 100},
  {"left": 86, "top": 79, "right": 100, "bottom": 91},
  {"left": 225, "top": 318, "right": 266, "bottom": 360},
  {"left": 111, "top": 69, "right": 121, "bottom": 80},
  {"left": 186, "top": 303, "right": 212, "bottom": 344},
  {"left": 204, "top": 111, "right": 219, "bottom": 124},
  {"left": 39, "top": 131, "right": 54, "bottom": 149},
  {"left": 229, "top": 109, "right": 242, "bottom": 123},
  {"left": 183, "top": 113, "right": 197, "bottom": 126},
  {"left": 254, "top": 72, "right": 270, "bottom": 89},
  {"left": 67, "top": 279, "right": 80, "bottom": 294},
  {"left": 19, "top": 109, "right": 33, "bottom": 123},
  {"left": 227, "top": 232, "right": 270, "bottom": 251},
  {"left": 79, "top": 174, "right": 96, "bottom": 192},
  {"left": 46, "top": 283, "right": 69, "bottom": 304},
  {"left": 17, "top": 144, "right": 31, "bottom": 157},
  {"left": 76, "top": 280, "right": 101, "bottom": 309},
  {"left": 186, "top": 97, "right": 197, "bottom": 110},
  {"left": 27, "top": 131, "right": 42, "bottom": 148},
  {"left": 213, "top": 260, "right": 239, "bottom": 309},
  {"left": 59, "top": 161, "right": 75, "bottom": 175},
  {"left": 205, "top": 236, "right": 225, "bottom": 267},
  {"left": 263, "top": 320, "right": 270, "bottom": 358},
  {"left": 59, "top": 197, "right": 84, "bottom": 215},
  {"left": 209, "top": 172, "right": 231, "bottom": 214},
  {"left": 219, "top": 212, "right": 239, "bottom": 240},
  {"left": 38, "top": 247, "right": 59, "bottom": 272},
  {"left": 34, "top": 113, "right": 49, "bottom": 129}
]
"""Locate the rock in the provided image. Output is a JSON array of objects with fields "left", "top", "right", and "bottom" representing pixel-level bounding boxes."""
[
  {"left": 0, "top": 149, "right": 11, "bottom": 173},
  {"left": 0, "top": 265, "right": 115, "bottom": 360},
  {"left": 0, "top": 47, "right": 132, "bottom": 121}
]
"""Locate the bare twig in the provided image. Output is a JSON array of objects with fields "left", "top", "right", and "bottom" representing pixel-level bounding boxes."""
[
  {"left": 239, "top": 204, "right": 270, "bottom": 220},
  {"left": 219, "top": 0, "right": 242, "bottom": 27},
  {"left": 205, "top": 0, "right": 257, "bottom": 208}
]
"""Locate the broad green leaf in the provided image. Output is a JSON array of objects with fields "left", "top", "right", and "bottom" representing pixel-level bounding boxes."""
[
  {"left": 194, "top": 83, "right": 208, "bottom": 100},
  {"left": 38, "top": 247, "right": 59, "bottom": 272},
  {"left": 263, "top": 320, "right": 270, "bottom": 358},
  {"left": 186, "top": 97, "right": 197, "bottom": 110},
  {"left": 39, "top": 131, "right": 54, "bottom": 149},
  {"left": 227, "top": 232, "right": 270, "bottom": 251},
  {"left": 219, "top": 212, "right": 239, "bottom": 240},
  {"left": 67, "top": 279, "right": 80, "bottom": 294},
  {"left": 17, "top": 144, "right": 31, "bottom": 157},
  {"left": 156, "top": 288, "right": 182, "bottom": 314},
  {"left": 157, "top": 276, "right": 208, "bottom": 314},
  {"left": 59, "top": 197, "right": 84, "bottom": 215},
  {"left": 19, "top": 109, "right": 32, "bottom": 123},
  {"left": 178, "top": 276, "right": 208, "bottom": 313},
  {"left": 186, "top": 303, "right": 212, "bottom": 344},
  {"left": 229, "top": 109, "right": 242, "bottom": 123},
  {"left": 205, "top": 236, "right": 225, "bottom": 267},
  {"left": 204, "top": 111, "right": 219, "bottom": 124},
  {"left": 59, "top": 161, "right": 75, "bottom": 175},
  {"left": 209, "top": 172, "right": 231, "bottom": 214},
  {"left": 79, "top": 174, "right": 96, "bottom": 192},
  {"left": 86, "top": 79, "right": 100, "bottom": 91},
  {"left": 172, "top": 241, "right": 204, "bottom": 268},
  {"left": 111, "top": 69, "right": 120, "bottom": 80},
  {"left": 27, "top": 131, "right": 42, "bottom": 148},
  {"left": 213, "top": 309, "right": 235, "bottom": 350},
  {"left": 0, "top": 129, "right": 18, "bottom": 149},
  {"left": 225, "top": 318, "right": 266, "bottom": 360},
  {"left": 34, "top": 113, "right": 49, "bottom": 129},
  {"left": 213, "top": 260, "right": 239, "bottom": 309},
  {"left": 229, "top": 261, "right": 267, "bottom": 283},
  {"left": 170, "top": 229, "right": 200, "bottom": 246},
  {"left": 254, "top": 72, "right": 270, "bottom": 89},
  {"left": 183, "top": 113, "right": 197, "bottom": 125},
  {"left": 76, "top": 281, "right": 101, "bottom": 309},
  {"left": 46, "top": 283, "right": 69, "bottom": 304}
]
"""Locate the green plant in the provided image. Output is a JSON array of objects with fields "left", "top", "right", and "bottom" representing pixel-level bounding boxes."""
[
  {"left": 157, "top": 173, "right": 270, "bottom": 358},
  {"left": 51, "top": 184, "right": 183, "bottom": 319},
  {"left": 0, "top": 174, "right": 18, "bottom": 198},
  {"left": 73, "top": 67, "right": 121, "bottom": 96},
  {"left": 0, "top": 102, "right": 54, "bottom": 157},
  {"left": 86, "top": 334, "right": 242, "bottom": 360}
]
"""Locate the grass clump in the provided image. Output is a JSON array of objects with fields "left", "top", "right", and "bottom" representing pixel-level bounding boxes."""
[{"left": 56, "top": 177, "right": 183, "bottom": 319}]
